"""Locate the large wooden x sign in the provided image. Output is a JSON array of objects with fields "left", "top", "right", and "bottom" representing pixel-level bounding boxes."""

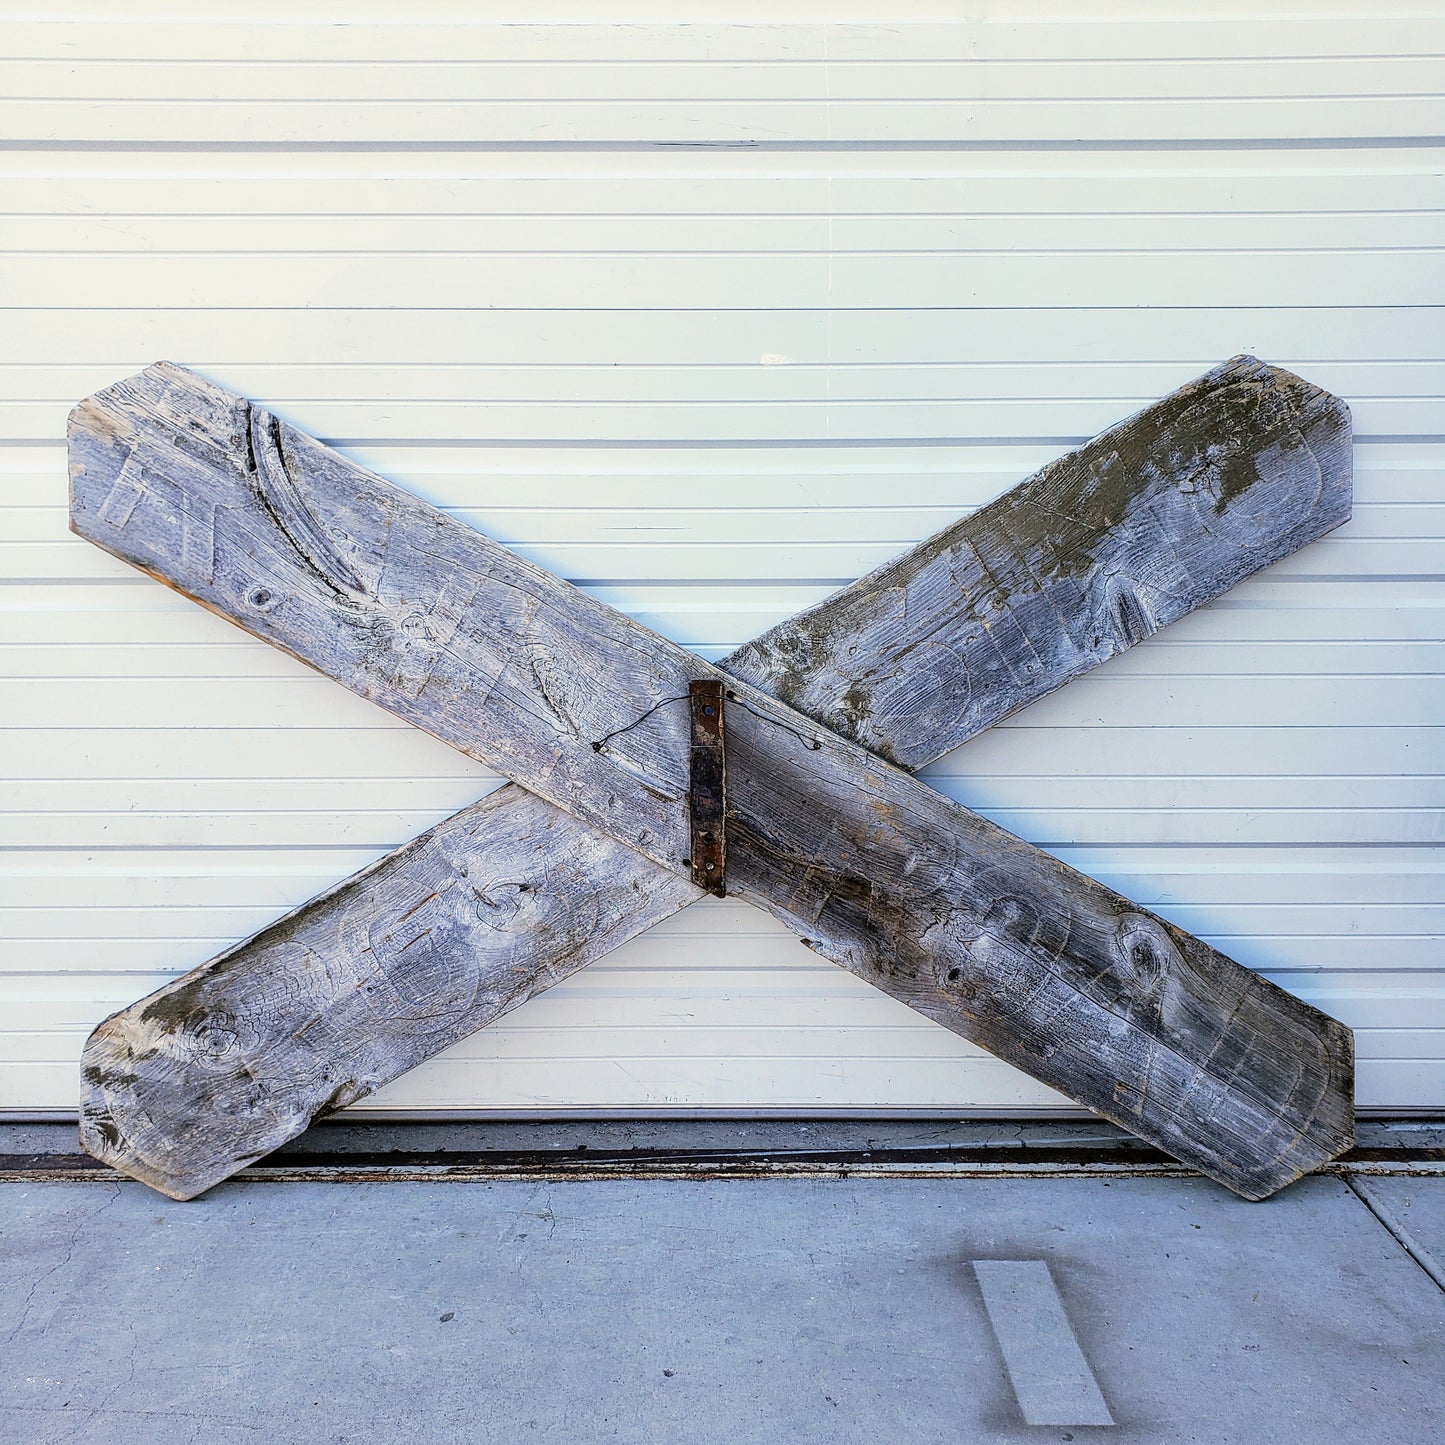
[{"left": 69, "top": 357, "right": 1355, "bottom": 1202}]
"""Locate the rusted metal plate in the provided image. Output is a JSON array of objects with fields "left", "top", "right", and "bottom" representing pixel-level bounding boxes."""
[{"left": 688, "top": 679, "right": 726, "bottom": 896}]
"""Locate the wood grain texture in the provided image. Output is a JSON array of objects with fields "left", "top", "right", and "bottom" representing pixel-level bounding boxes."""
[
  {"left": 69, "top": 358, "right": 1354, "bottom": 1200},
  {"left": 730, "top": 356, "right": 1353, "bottom": 768},
  {"left": 80, "top": 787, "right": 694, "bottom": 1197}
]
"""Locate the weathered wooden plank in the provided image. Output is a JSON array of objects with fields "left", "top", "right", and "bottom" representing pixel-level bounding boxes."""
[
  {"left": 730, "top": 356, "right": 1353, "bottom": 766},
  {"left": 69, "top": 357, "right": 1349, "bottom": 870},
  {"left": 79, "top": 786, "right": 695, "bottom": 1193},
  {"left": 67, "top": 352, "right": 1352, "bottom": 1196}
]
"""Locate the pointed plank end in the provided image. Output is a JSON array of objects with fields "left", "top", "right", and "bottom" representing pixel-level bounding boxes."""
[
  {"left": 78, "top": 1012, "right": 209, "bottom": 1201},
  {"left": 78, "top": 992, "right": 310, "bottom": 1203}
]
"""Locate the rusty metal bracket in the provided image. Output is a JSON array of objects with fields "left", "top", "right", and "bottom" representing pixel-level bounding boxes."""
[{"left": 688, "top": 679, "right": 726, "bottom": 895}]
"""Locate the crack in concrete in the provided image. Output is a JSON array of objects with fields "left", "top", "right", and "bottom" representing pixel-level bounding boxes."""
[
  {"left": 4, "top": 1181, "right": 122, "bottom": 1349},
  {"left": 1346, "top": 1173, "right": 1445, "bottom": 1296}
]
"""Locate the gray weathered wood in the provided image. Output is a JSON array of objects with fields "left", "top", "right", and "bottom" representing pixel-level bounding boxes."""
[
  {"left": 731, "top": 356, "right": 1354, "bottom": 767},
  {"left": 70, "top": 357, "right": 1354, "bottom": 1201},
  {"left": 81, "top": 786, "right": 695, "bottom": 1197}
]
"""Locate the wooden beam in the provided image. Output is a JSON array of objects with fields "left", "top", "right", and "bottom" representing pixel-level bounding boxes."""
[
  {"left": 730, "top": 356, "right": 1353, "bottom": 768},
  {"left": 70, "top": 358, "right": 1353, "bottom": 1201},
  {"left": 80, "top": 785, "right": 694, "bottom": 1198}
]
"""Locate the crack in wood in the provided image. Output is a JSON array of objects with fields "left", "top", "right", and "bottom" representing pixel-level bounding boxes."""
[{"left": 247, "top": 403, "right": 370, "bottom": 601}]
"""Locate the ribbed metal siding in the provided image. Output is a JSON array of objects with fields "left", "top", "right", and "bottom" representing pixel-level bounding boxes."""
[{"left": 3, "top": 2, "right": 1442, "bottom": 1114}]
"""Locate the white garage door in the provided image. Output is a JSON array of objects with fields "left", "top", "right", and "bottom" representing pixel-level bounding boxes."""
[{"left": 4, "top": 0, "right": 1443, "bottom": 1116}]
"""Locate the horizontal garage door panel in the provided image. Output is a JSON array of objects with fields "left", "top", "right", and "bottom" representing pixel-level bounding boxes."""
[{"left": 4, "top": 0, "right": 1442, "bottom": 1116}]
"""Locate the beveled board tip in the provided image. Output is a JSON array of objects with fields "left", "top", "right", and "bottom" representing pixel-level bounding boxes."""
[
  {"left": 77, "top": 1100, "right": 221, "bottom": 1203},
  {"left": 67, "top": 358, "right": 185, "bottom": 423},
  {"left": 1234, "top": 1023, "right": 1356, "bottom": 1202},
  {"left": 67, "top": 362, "right": 169, "bottom": 533},
  {"left": 77, "top": 1010, "right": 210, "bottom": 1201}
]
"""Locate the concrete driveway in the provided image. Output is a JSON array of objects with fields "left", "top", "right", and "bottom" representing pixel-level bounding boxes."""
[{"left": 2, "top": 1124, "right": 1442, "bottom": 1443}]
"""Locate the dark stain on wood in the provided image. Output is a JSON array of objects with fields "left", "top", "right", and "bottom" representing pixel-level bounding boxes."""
[{"left": 728, "top": 357, "right": 1350, "bottom": 769}]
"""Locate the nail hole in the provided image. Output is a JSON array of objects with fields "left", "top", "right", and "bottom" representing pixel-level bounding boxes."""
[
  {"left": 681, "top": 858, "right": 691, "bottom": 868},
  {"left": 946, "top": 968, "right": 961, "bottom": 983}
]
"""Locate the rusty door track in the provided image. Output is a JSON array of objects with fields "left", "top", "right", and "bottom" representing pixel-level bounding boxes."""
[{"left": 3, "top": 1129, "right": 1442, "bottom": 1186}]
